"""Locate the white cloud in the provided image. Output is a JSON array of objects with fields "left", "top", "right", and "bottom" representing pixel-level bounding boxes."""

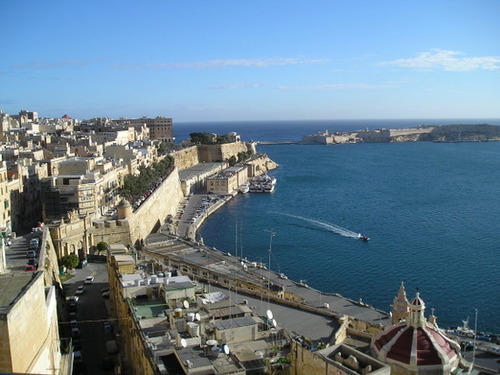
[
  {"left": 380, "top": 49, "right": 500, "bottom": 71},
  {"left": 208, "top": 83, "right": 260, "bottom": 90},
  {"left": 11, "top": 59, "right": 94, "bottom": 69},
  {"left": 114, "top": 57, "right": 328, "bottom": 70},
  {"left": 277, "top": 83, "right": 396, "bottom": 91}
]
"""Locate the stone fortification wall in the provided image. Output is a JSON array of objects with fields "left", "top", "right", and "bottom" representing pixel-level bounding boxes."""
[
  {"left": 172, "top": 146, "right": 199, "bottom": 170},
  {"left": 40, "top": 228, "right": 63, "bottom": 289},
  {"left": 92, "top": 219, "right": 131, "bottom": 248},
  {"left": 173, "top": 142, "right": 252, "bottom": 170},
  {"left": 129, "top": 168, "right": 184, "bottom": 246},
  {"left": 197, "top": 142, "right": 249, "bottom": 162},
  {"left": 245, "top": 154, "right": 279, "bottom": 177},
  {"left": 389, "top": 127, "right": 434, "bottom": 137}
]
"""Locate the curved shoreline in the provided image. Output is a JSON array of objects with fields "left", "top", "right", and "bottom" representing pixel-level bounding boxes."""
[{"left": 176, "top": 191, "right": 391, "bottom": 327}]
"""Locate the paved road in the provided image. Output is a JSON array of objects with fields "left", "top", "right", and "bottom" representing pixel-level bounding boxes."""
[
  {"left": 63, "top": 262, "right": 115, "bottom": 374},
  {"left": 5, "top": 232, "right": 42, "bottom": 271}
]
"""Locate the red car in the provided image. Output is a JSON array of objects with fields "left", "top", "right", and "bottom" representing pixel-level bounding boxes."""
[{"left": 25, "top": 265, "right": 36, "bottom": 272}]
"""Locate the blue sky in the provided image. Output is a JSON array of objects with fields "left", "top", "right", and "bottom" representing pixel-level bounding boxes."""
[{"left": 1, "top": 0, "right": 500, "bottom": 121}]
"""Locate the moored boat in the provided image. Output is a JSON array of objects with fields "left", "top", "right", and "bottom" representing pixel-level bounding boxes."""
[{"left": 239, "top": 183, "right": 250, "bottom": 194}]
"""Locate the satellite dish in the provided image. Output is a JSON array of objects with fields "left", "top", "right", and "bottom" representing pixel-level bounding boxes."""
[
  {"left": 266, "top": 309, "right": 273, "bottom": 320},
  {"left": 180, "top": 338, "right": 187, "bottom": 348},
  {"left": 183, "top": 300, "right": 189, "bottom": 309},
  {"left": 272, "top": 319, "right": 277, "bottom": 328},
  {"left": 223, "top": 344, "right": 230, "bottom": 355},
  {"left": 195, "top": 313, "right": 201, "bottom": 321}
]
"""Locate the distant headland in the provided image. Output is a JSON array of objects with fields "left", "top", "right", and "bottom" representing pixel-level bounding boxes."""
[{"left": 259, "top": 124, "right": 500, "bottom": 145}]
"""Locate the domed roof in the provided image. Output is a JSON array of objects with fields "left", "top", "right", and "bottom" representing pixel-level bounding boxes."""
[
  {"left": 373, "top": 323, "right": 459, "bottom": 367},
  {"left": 118, "top": 198, "right": 131, "bottom": 208},
  {"left": 410, "top": 292, "right": 425, "bottom": 307},
  {"left": 372, "top": 291, "right": 461, "bottom": 373}
]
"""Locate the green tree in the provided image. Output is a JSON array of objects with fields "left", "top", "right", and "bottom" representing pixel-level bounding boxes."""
[
  {"left": 60, "top": 254, "right": 79, "bottom": 269},
  {"left": 96, "top": 241, "right": 108, "bottom": 253},
  {"left": 228, "top": 155, "right": 237, "bottom": 166}
]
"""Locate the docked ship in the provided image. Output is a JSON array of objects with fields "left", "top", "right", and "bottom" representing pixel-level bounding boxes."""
[{"left": 248, "top": 174, "right": 276, "bottom": 193}]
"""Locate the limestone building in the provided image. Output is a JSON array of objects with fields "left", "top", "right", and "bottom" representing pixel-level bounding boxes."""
[
  {"left": 371, "top": 286, "right": 461, "bottom": 375},
  {"left": 0, "top": 272, "right": 66, "bottom": 374}
]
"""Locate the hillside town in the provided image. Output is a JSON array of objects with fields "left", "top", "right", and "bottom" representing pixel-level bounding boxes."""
[{"left": 0, "top": 110, "right": 498, "bottom": 375}]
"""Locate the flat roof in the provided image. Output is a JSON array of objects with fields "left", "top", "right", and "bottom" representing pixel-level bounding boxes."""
[
  {"left": 178, "top": 162, "right": 225, "bottom": 181},
  {"left": 0, "top": 272, "right": 37, "bottom": 312},
  {"left": 212, "top": 316, "right": 259, "bottom": 331},
  {"left": 175, "top": 347, "right": 213, "bottom": 371}
]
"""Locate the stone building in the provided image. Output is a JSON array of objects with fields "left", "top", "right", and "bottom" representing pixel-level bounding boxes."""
[
  {"left": 115, "top": 116, "right": 173, "bottom": 142},
  {"left": 205, "top": 165, "right": 248, "bottom": 195},
  {"left": 0, "top": 272, "right": 65, "bottom": 374},
  {"left": 371, "top": 286, "right": 461, "bottom": 375}
]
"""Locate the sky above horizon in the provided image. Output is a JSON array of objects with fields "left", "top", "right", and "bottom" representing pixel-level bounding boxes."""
[{"left": 1, "top": 1, "right": 500, "bottom": 122}]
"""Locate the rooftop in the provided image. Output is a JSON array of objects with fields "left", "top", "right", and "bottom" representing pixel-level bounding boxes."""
[{"left": 0, "top": 272, "right": 37, "bottom": 312}]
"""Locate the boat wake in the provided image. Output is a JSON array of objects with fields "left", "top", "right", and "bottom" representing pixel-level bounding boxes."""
[{"left": 280, "top": 213, "right": 361, "bottom": 239}]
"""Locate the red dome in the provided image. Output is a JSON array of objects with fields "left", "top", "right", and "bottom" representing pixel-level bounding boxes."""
[
  {"left": 410, "top": 292, "right": 425, "bottom": 306},
  {"left": 373, "top": 323, "right": 459, "bottom": 367}
]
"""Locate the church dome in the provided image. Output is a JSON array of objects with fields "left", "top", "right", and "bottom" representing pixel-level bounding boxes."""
[
  {"left": 371, "top": 291, "right": 461, "bottom": 374},
  {"left": 410, "top": 293, "right": 425, "bottom": 307},
  {"left": 373, "top": 323, "right": 459, "bottom": 367}
]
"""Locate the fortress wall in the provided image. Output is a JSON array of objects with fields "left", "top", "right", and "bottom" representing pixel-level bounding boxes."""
[
  {"left": 129, "top": 168, "right": 184, "bottom": 246},
  {"left": 245, "top": 154, "right": 279, "bottom": 177},
  {"left": 389, "top": 127, "right": 434, "bottom": 137},
  {"left": 172, "top": 146, "right": 199, "bottom": 170},
  {"left": 197, "top": 142, "right": 249, "bottom": 162},
  {"left": 219, "top": 142, "right": 250, "bottom": 160},
  {"left": 92, "top": 220, "right": 131, "bottom": 248}
]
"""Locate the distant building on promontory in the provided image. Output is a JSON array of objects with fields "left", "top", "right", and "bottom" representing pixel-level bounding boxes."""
[{"left": 302, "top": 130, "right": 355, "bottom": 144}]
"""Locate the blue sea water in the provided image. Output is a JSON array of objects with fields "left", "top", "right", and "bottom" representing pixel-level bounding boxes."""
[{"left": 175, "top": 119, "right": 500, "bottom": 333}]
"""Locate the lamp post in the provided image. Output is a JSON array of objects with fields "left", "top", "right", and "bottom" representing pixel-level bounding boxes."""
[{"left": 264, "top": 229, "right": 276, "bottom": 312}]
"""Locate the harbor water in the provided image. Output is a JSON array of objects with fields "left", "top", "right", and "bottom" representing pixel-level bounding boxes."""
[{"left": 175, "top": 119, "right": 500, "bottom": 333}]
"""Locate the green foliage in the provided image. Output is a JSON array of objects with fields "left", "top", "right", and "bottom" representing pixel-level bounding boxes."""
[
  {"left": 118, "top": 156, "right": 175, "bottom": 200},
  {"left": 60, "top": 254, "right": 79, "bottom": 269},
  {"left": 237, "top": 151, "right": 250, "bottom": 162},
  {"left": 190, "top": 132, "right": 215, "bottom": 144},
  {"left": 277, "top": 357, "right": 291, "bottom": 364},
  {"left": 157, "top": 141, "right": 179, "bottom": 155},
  {"left": 96, "top": 241, "right": 108, "bottom": 252},
  {"left": 189, "top": 132, "right": 234, "bottom": 145},
  {"left": 228, "top": 155, "right": 237, "bottom": 166}
]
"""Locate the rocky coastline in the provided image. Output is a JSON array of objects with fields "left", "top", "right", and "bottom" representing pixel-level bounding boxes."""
[{"left": 301, "top": 124, "right": 500, "bottom": 145}]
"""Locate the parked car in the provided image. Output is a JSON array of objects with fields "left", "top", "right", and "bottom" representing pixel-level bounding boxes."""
[
  {"left": 84, "top": 276, "right": 94, "bottom": 284},
  {"left": 103, "top": 321, "right": 113, "bottom": 334},
  {"left": 25, "top": 265, "right": 36, "bottom": 272},
  {"left": 29, "top": 238, "right": 39, "bottom": 250},
  {"left": 27, "top": 258, "right": 38, "bottom": 268},
  {"left": 71, "top": 327, "right": 81, "bottom": 339},
  {"left": 26, "top": 250, "right": 36, "bottom": 258},
  {"left": 68, "top": 302, "right": 77, "bottom": 313},
  {"left": 68, "top": 295, "right": 79, "bottom": 302},
  {"left": 73, "top": 349, "right": 83, "bottom": 361},
  {"left": 100, "top": 356, "right": 114, "bottom": 370},
  {"left": 75, "top": 286, "right": 85, "bottom": 295}
]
